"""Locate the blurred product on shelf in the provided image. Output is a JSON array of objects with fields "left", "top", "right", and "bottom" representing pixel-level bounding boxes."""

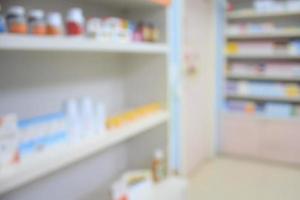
[
  {"left": 96, "top": 102, "right": 106, "bottom": 134},
  {"left": 227, "top": 41, "right": 274, "bottom": 55},
  {"left": 64, "top": 98, "right": 82, "bottom": 142},
  {"left": 226, "top": 41, "right": 300, "bottom": 55},
  {"left": 293, "top": 105, "right": 300, "bottom": 116},
  {"left": 286, "top": 84, "right": 300, "bottom": 97},
  {"left": 80, "top": 97, "right": 97, "bottom": 137},
  {"left": 0, "top": 99, "right": 162, "bottom": 174},
  {"left": 66, "top": 8, "right": 85, "bottom": 36},
  {"left": 254, "top": 0, "right": 300, "bottom": 13},
  {"left": 286, "top": 0, "right": 300, "bottom": 11},
  {"left": 289, "top": 40, "right": 300, "bottom": 55},
  {"left": 226, "top": 100, "right": 261, "bottom": 114},
  {"left": 46, "top": 12, "right": 63, "bottom": 35},
  {"left": 86, "top": 17, "right": 101, "bottom": 38},
  {"left": 226, "top": 100, "right": 300, "bottom": 118},
  {"left": 0, "top": 114, "right": 19, "bottom": 174},
  {"left": 227, "top": 1, "right": 235, "bottom": 12},
  {"left": 254, "top": 0, "right": 286, "bottom": 13},
  {"left": 64, "top": 97, "right": 107, "bottom": 141},
  {"left": 106, "top": 103, "right": 161, "bottom": 129},
  {"left": 28, "top": 9, "right": 47, "bottom": 35},
  {"left": 228, "top": 0, "right": 300, "bottom": 13},
  {"left": 112, "top": 170, "right": 153, "bottom": 200},
  {"left": 264, "top": 103, "right": 292, "bottom": 117},
  {"left": 6, "top": 6, "right": 28, "bottom": 34},
  {"left": 96, "top": 17, "right": 132, "bottom": 43},
  {"left": 226, "top": 22, "right": 300, "bottom": 35},
  {"left": 1, "top": 5, "right": 161, "bottom": 43},
  {"left": 0, "top": 15, "right": 5, "bottom": 33},
  {"left": 228, "top": 62, "right": 300, "bottom": 77},
  {"left": 226, "top": 81, "right": 300, "bottom": 98},
  {"left": 152, "top": 149, "right": 167, "bottom": 183},
  {"left": 18, "top": 113, "right": 68, "bottom": 161}
]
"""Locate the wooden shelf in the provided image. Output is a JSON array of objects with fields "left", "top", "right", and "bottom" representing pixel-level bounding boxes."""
[
  {"left": 227, "top": 31, "right": 300, "bottom": 39},
  {"left": 226, "top": 94, "right": 300, "bottom": 103},
  {"left": 0, "top": 35, "right": 168, "bottom": 54},
  {"left": 227, "top": 10, "right": 300, "bottom": 19},
  {"left": 227, "top": 54, "right": 300, "bottom": 60},
  {"left": 0, "top": 111, "right": 169, "bottom": 195},
  {"left": 226, "top": 74, "right": 300, "bottom": 82}
]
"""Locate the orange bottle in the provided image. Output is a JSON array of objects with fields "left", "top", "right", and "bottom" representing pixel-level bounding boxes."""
[
  {"left": 6, "top": 6, "right": 28, "bottom": 34},
  {"left": 28, "top": 9, "right": 47, "bottom": 36},
  {"left": 152, "top": 149, "right": 166, "bottom": 183}
]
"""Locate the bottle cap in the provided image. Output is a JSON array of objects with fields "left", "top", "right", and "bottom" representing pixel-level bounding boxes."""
[
  {"left": 67, "top": 7, "right": 84, "bottom": 24},
  {"left": 154, "top": 149, "right": 164, "bottom": 160},
  {"left": 47, "top": 12, "right": 62, "bottom": 26},
  {"left": 8, "top": 6, "right": 25, "bottom": 16},
  {"left": 28, "top": 9, "right": 44, "bottom": 19}
]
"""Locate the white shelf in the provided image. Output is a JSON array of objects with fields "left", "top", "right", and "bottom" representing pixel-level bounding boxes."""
[
  {"left": 227, "top": 54, "right": 300, "bottom": 60},
  {"left": 227, "top": 10, "right": 300, "bottom": 19},
  {"left": 0, "top": 35, "right": 168, "bottom": 54},
  {"left": 226, "top": 74, "right": 300, "bottom": 82},
  {"left": 227, "top": 31, "right": 300, "bottom": 39},
  {"left": 88, "top": 0, "right": 166, "bottom": 8},
  {"left": 0, "top": 111, "right": 169, "bottom": 195},
  {"left": 226, "top": 94, "right": 300, "bottom": 103}
]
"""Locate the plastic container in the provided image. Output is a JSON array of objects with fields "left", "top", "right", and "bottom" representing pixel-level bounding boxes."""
[
  {"left": 287, "top": 0, "right": 300, "bottom": 11},
  {"left": 66, "top": 8, "right": 85, "bottom": 36},
  {"left": 80, "top": 97, "right": 96, "bottom": 136},
  {"left": 64, "top": 99, "right": 81, "bottom": 142},
  {"left": 6, "top": 6, "right": 28, "bottom": 34},
  {"left": 28, "top": 9, "right": 47, "bottom": 35},
  {"left": 152, "top": 149, "right": 166, "bottom": 183},
  {"left": 46, "top": 12, "right": 63, "bottom": 36},
  {"left": 86, "top": 17, "right": 101, "bottom": 38},
  {"left": 95, "top": 102, "right": 106, "bottom": 134},
  {"left": 0, "top": 15, "right": 6, "bottom": 33}
]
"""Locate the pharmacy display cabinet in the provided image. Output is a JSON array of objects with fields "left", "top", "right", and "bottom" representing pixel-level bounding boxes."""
[
  {"left": 0, "top": 0, "right": 184, "bottom": 199},
  {"left": 222, "top": 0, "right": 300, "bottom": 165}
]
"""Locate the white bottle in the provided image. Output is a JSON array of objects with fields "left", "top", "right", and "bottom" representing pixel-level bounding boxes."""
[
  {"left": 95, "top": 102, "right": 106, "bottom": 134},
  {"left": 64, "top": 99, "right": 81, "bottom": 142},
  {"left": 80, "top": 96, "right": 96, "bottom": 137}
]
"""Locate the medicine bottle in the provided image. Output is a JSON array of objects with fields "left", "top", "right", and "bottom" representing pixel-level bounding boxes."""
[
  {"left": 28, "top": 9, "right": 47, "bottom": 35},
  {"left": 66, "top": 8, "right": 84, "bottom": 36},
  {"left": 152, "top": 149, "right": 166, "bottom": 183},
  {"left": 47, "top": 12, "right": 63, "bottom": 36},
  {"left": 0, "top": 15, "right": 5, "bottom": 33},
  {"left": 6, "top": 6, "right": 28, "bottom": 34}
]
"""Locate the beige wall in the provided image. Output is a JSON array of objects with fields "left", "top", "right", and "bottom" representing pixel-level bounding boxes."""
[{"left": 181, "top": 0, "right": 217, "bottom": 175}]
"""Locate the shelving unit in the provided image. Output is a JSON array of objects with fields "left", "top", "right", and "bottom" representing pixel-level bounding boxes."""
[
  {"left": 0, "top": 0, "right": 177, "bottom": 199},
  {"left": 227, "top": 9, "right": 300, "bottom": 19},
  {"left": 0, "top": 111, "right": 169, "bottom": 195},
  {"left": 227, "top": 31, "right": 300, "bottom": 39},
  {"left": 226, "top": 74, "right": 300, "bottom": 82},
  {"left": 222, "top": 0, "right": 300, "bottom": 165},
  {"left": 0, "top": 35, "right": 168, "bottom": 54},
  {"left": 226, "top": 94, "right": 300, "bottom": 103},
  {"left": 227, "top": 54, "right": 300, "bottom": 60}
]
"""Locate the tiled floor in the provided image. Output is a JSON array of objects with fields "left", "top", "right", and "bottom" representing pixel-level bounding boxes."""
[{"left": 188, "top": 157, "right": 300, "bottom": 200}]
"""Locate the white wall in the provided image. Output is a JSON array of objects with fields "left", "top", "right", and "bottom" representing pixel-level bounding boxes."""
[{"left": 181, "top": 0, "right": 217, "bottom": 175}]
